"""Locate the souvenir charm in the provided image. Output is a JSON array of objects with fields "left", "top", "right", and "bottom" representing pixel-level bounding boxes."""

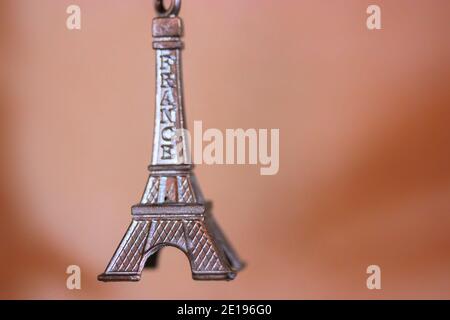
[{"left": 98, "top": 0, "right": 244, "bottom": 282}]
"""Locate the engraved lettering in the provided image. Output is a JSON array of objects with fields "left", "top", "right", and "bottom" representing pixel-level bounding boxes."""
[
  {"left": 161, "top": 73, "right": 176, "bottom": 88},
  {"left": 160, "top": 89, "right": 175, "bottom": 106},
  {"left": 162, "top": 126, "right": 175, "bottom": 142},
  {"left": 160, "top": 54, "right": 175, "bottom": 72},
  {"left": 157, "top": 52, "right": 179, "bottom": 162},
  {"left": 161, "top": 145, "right": 173, "bottom": 160},
  {"left": 161, "top": 106, "right": 176, "bottom": 124}
]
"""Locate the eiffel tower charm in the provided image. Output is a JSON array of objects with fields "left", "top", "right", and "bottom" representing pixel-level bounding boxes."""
[{"left": 98, "top": 0, "right": 244, "bottom": 282}]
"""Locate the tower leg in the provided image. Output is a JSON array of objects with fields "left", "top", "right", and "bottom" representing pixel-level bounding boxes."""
[
  {"left": 98, "top": 213, "right": 240, "bottom": 282},
  {"left": 205, "top": 214, "right": 245, "bottom": 272},
  {"left": 183, "top": 218, "right": 236, "bottom": 280},
  {"left": 98, "top": 220, "right": 150, "bottom": 281}
]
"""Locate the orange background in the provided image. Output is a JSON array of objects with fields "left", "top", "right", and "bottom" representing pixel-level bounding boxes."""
[{"left": 1, "top": 0, "right": 449, "bottom": 299}]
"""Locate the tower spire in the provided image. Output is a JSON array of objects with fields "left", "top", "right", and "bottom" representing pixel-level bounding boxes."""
[{"left": 151, "top": 14, "right": 189, "bottom": 165}]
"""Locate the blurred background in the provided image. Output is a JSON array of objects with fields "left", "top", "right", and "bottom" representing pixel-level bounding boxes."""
[{"left": 0, "top": 0, "right": 449, "bottom": 299}]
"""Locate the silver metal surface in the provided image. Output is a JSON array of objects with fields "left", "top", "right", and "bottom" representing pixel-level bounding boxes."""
[
  {"left": 154, "top": 0, "right": 181, "bottom": 17},
  {"left": 98, "top": 0, "right": 244, "bottom": 282}
]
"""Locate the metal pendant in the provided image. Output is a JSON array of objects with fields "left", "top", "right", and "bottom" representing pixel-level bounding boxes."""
[{"left": 98, "top": 0, "right": 244, "bottom": 282}]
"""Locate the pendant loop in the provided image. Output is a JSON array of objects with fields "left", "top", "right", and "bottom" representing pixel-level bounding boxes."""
[{"left": 154, "top": 0, "right": 181, "bottom": 17}]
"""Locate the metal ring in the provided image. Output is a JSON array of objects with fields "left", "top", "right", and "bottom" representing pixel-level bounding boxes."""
[{"left": 154, "top": 0, "right": 181, "bottom": 17}]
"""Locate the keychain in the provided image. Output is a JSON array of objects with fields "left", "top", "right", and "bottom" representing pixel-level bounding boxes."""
[{"left": 98, "top": 0, "right": 244, "bottom": 282}]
